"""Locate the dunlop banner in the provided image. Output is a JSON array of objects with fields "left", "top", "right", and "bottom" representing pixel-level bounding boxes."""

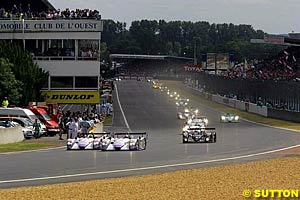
[{"left": 41, "top": 91, "right": 100, "bottom": 104}]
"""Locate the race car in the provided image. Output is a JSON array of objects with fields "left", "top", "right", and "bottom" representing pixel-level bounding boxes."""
[
  {"left": 177, "top": 108, "right": 198, "bottom": 120},
  {"left": 187, "top": 116, "right": 208, "bottom": 126},
  {"left": 160, "top": 86, "right": 168, "bottom": 92},
  {"left": 182, "top": 126, "right": 216, "bottom": 143},
  {"left": 169, "top": 91, "right": 180, "bottom": 99},
  {"left": 67, "top": 133, "right": 108, "bottom": 150},
  {"left": 220, "top": 113, "right": 239, "bottom": 123},
  {"left": 175, "top": 98, "right": 190, "bottom": 107},
  {"left": 100, "top": 132, "right": 148, "bottom": 151},
  {"left": 153, "top": 82, "right": 162, "bottom": 89}
]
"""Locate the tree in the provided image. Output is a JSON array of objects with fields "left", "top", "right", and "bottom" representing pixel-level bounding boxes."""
[
  {"left": 0, "top": 58, "right": 22, "bottom": 105},
  {"left": 101, "top": 19, "right": 280, "bottom": 63},
  {"left": 0, "top": 42, "right": 49, "bottom": 106}
]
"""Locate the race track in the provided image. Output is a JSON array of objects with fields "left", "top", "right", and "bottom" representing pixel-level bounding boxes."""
[{"left": 1, "top": 80, "right": 300, "bottom": 188}]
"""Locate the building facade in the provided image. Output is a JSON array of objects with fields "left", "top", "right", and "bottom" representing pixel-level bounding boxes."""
[{"left": 0, "top": 19, "right": 103, "bottom": 92}]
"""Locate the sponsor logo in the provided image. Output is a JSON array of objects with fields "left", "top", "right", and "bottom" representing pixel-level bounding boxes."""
[{"left": 41, "top": 91, "right": 100, "bottom": 104}]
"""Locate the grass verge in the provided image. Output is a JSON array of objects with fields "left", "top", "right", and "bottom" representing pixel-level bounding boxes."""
[
  {"left": 0, "top": 142, "right": 58, "bottom": 153},
  {"left": 161, "top": 80, "right": 300, "bottom": 130},
  {"left": 1, "top": 157, "right": 300, "bottom": 199}
]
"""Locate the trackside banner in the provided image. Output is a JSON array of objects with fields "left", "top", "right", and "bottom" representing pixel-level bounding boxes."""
[{"left": 41, "top": 91, "right": 100, "bottom": 104}]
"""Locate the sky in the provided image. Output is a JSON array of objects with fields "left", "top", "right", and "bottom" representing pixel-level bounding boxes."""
[{"left": 49, "top": 0, "right": 300, "bottom": 34}]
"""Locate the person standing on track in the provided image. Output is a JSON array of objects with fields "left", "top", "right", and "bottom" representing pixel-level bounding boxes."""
[
  {"left": 67, "top": 118, "right": 78, "bottom": 139},
  {"left": 33, "top": 119, "right": 41, "bottom": 139}
]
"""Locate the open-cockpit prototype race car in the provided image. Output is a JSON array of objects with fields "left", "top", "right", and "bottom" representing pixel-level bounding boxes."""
[
  {"left": 168, "top": 91, "right": 180, "bottom": 99},
  {"left": 67, "top": 133, "right": 109, "bottom": 150},
  {"left": 220, "top": 113, "right": 239, "bottom": 123},
  {"left": 100, "top": 132, "right": 148, "bottom": 151},
  {"left": 187, "top": 115, "right": 208, "bottom": 126},
  {"left": 175, "top": 98, "right": 190, "bottom": 106},
  {"left": 182, "top": 126, "right": 216, "bottom": 143},
  {"left": 177, "top": 107, "right": 199, "bottom": 120}
]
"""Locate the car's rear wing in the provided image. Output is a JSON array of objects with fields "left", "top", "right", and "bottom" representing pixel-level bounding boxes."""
[
  {"left": 92, "top": 132, "right": 112, "bottom": 138},
  {"left": 202, "top": 128, "right": 216, "bottom": 130},
  {"left": 200, "top": 128, "right": 216, "bottom": 133},
  {"left": 113, "top": 132, "right": 148, "bottom": 139}
]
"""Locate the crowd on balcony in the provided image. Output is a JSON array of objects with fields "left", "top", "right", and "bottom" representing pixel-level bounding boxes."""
[
  {"left": 223, "top": 47, "right": 300, "bottom": 81},
  {"left": 0, "top": 4, "right": 101, "bottom": 20}
]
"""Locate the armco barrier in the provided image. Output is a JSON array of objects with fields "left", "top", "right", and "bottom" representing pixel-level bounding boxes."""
[
  {"left": 0, "top": 126, "right": 24, "bottom": 144},
  {"left": 267, "top": 108, "right": 300, "bottom": 122},
  {"left": 212, "top": 95, "right": 224, "bottom": 104},
  {"left": 187, "top": 85, "right": 268, "bottom": 117},
  {"left": 248, "top": 103, "right": 268, "bottom": 117},
  {"left": 236, "top": 101, "right": 246, "bottom": 111}
]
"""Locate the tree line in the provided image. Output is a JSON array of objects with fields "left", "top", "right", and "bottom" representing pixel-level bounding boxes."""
[
  {"left": 0, "top": 42, "right": 48, "bottom": 106},
  {"left": 101, "top": 19, "right": 283, "bottom": 63}
]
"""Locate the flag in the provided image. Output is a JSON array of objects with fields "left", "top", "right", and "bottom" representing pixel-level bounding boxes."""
[{"left": 244, "top": 59, "right": 248, "bottom": 70}]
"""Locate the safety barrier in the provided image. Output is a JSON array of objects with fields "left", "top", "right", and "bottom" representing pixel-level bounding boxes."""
[
  {"left": 0, "top": 126, "right": 24, "bottom": 144},
  {"left": 267, "top": 108, "right": 300, "bottom": 122}
]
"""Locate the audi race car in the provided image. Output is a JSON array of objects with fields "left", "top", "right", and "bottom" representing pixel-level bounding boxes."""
[
  {"left": 67, "top": 133, "right": 108, "bottom": 150},
  {"left": 220, "top": 113, "right": 239, "bottom": 123},
  {"left": 175, "top": 98, "right": 190, "bottom": 107},
  {"left": 100, "top": 132, "right": 148, "bottom": 151},
  {"left": 182, "top": 126, "right": 216, "bottom": 143}
]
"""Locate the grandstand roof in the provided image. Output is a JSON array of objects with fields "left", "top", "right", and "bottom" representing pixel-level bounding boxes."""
[
  {"left": 251, "top": 36, "right": 300, "bottom": 47},
  {"left": 0, "top": 0, "right": 55, "bottom": 12},
  {"left": 110, "top": 54, "right": 193, "bottom": 61}
]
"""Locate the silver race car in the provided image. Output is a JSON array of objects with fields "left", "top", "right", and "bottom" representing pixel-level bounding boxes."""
[
  {"left": 168, "top": 91, "right": 180, "bottom": 99},
  {"left": 220, "top": 113, "right": 239, "bottom": 123},
  {"left": 175, "top": 98, "right": 190, "bottom": 107},
  {"left": 187, "top": 116, "right": 208, "bottom": 126},
  {"left": 100, "top": 132, "right": 148, "bottom": 151},
  {"left": 177, "top": 108, "right": 199, "bottom": 120},
  {"left": 67, "top": 133, "right": 108, "bottom": 150},
  {"left": 182, "top": 126, "right": 216, "bottom": 143}
]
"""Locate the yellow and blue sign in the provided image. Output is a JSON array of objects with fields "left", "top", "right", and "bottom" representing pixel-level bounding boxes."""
[{"left": 41, "top": 91, "right": 100, "bottom": 104}]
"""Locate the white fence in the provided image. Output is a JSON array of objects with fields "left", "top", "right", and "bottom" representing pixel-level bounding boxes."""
[{"left": 211, "top": 94, "right": 268, "bottom": 117}]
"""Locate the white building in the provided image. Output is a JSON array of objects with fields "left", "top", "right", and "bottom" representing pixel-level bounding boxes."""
[{"left": 0, "top": 3, "right": 103, "bottom": 92}]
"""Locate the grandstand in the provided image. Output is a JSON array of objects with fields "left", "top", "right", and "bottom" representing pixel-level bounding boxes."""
[
  {"left": 110, "top": 54, "right": 193, "bottom": 79},
  {"left": 0, "top": 0, "right": 55, "bottom": 12}
]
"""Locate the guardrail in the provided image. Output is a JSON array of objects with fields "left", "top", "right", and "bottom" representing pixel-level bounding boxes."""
[{"left": 0, "top": 126, "right": 24, "bottom": 144}]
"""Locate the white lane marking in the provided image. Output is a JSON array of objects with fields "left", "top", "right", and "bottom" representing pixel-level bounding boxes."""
[
  {"left": 62, "top": 104, "right": 68, "bottom": 110},
  {"left": 0, "top": 144, "right": 299, "bottom": 184},
  {"left": 241, "top": 118, "right": 300, "bottom": 133},
  {"left": 186, "top": 85, "right": 300, "bottom": 133},
  {"left": 0, "top": 146, "right": 65, "bottom": 155},
  {"left": 115, "top": 83, "right": 131, "bottom": 132}
]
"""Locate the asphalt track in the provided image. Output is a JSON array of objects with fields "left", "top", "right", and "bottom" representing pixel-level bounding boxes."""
[{"left": 1, "top": 80, "right": 300, "bottom": 188}]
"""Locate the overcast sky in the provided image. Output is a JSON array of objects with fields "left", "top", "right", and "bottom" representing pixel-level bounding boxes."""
[{"left": 49, "top": 0, "right": 299, "bottom": 34}]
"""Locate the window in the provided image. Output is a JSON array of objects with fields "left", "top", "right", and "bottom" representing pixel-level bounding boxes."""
[{"left": 51, "top": 76, "right": 73, "bottom": 89}]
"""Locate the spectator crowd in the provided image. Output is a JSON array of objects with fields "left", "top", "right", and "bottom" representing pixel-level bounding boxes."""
[
  {"left": 222, "top": 47, "right": 300, "bottom": 81},
  {"left": 57, "top": 103, "right": 113, "bottom": 139},
  {"left": 0, "top": 4, "right": 101, "bottom": 20}
]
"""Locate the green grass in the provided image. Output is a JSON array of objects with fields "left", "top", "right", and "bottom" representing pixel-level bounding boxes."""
[
  {"left": 161, "top": 80, "right": 300, "bottom": 131},
  {"left": 103, "top": 115, "right": 113, "bottom": 126},
  {"left": 0, "top": 142, "right": 58, "bottom": 153}
]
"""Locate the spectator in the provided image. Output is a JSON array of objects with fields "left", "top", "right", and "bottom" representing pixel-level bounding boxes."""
[{"left": 2, "top": 97, "right": 9, "bottom": 107}]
